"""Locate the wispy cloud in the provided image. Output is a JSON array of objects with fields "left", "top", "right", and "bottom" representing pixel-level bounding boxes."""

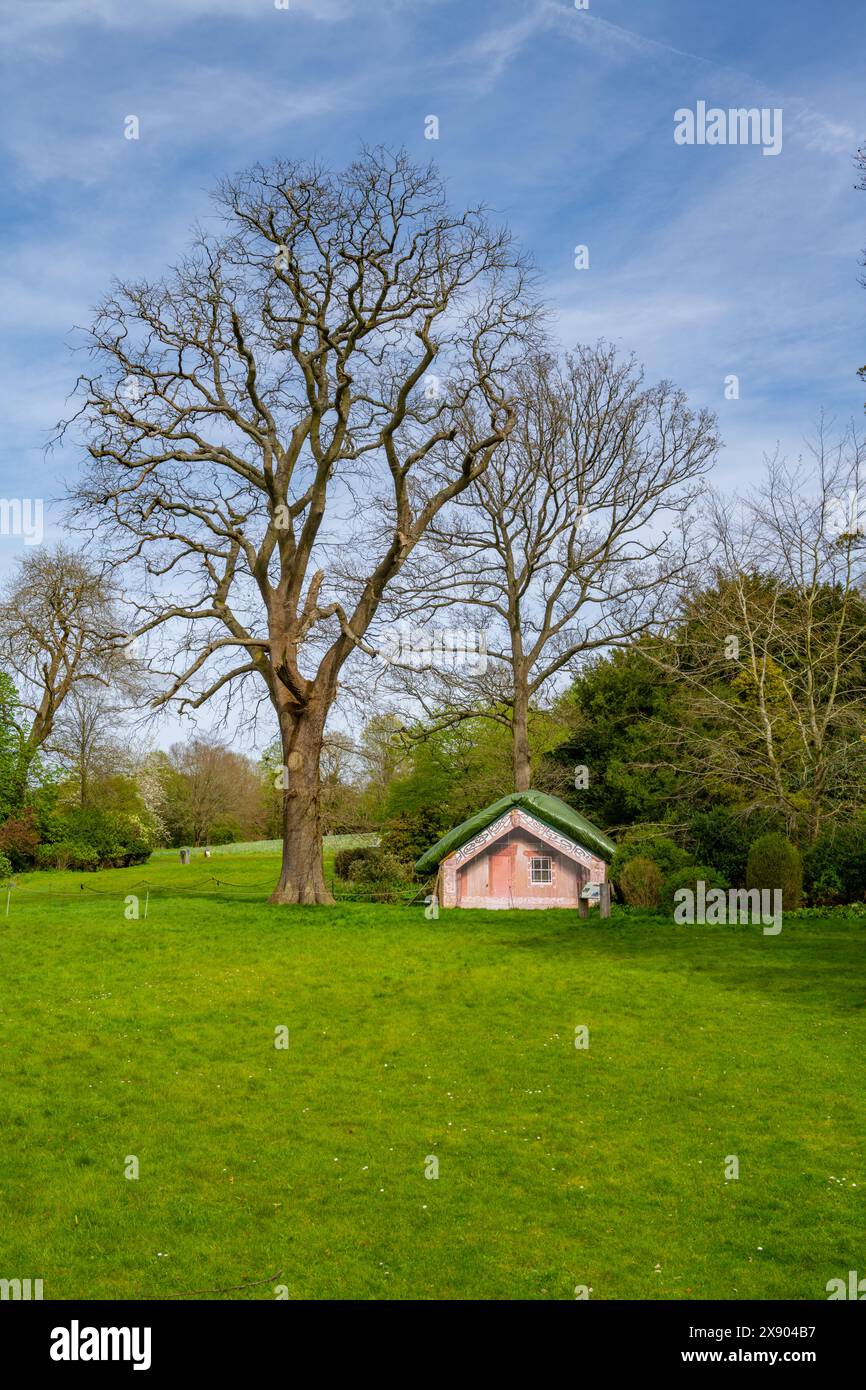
[
  {"left": 0, "top": 0, "right": 353, "bottom": 44},
  {"left": 1, "top": 0, "right": 863, "bottom": 563}
]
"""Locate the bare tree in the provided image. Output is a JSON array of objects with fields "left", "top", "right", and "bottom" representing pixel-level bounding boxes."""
[
  {"left": 167, "top": 736, "right": 265, "bottom": 846},
  {"left": 642, "top": 423, "right": 866, "bottom": 841},
  {"left": 52, "top": 687, "right": 125, "bottom": 807},
  {"left": 0, "top": 544, "right": 137, "bottom": 802},
  {"left": 64, "top": 148, "right": 536, "bottom": 901},
  {"left": 385, "top": 343, "right": 718, "bottom": 790}
]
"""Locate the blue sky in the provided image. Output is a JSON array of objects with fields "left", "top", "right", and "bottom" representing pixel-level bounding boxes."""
[{"left": 0, "top": 0, "right": 863, "bottom": 577}]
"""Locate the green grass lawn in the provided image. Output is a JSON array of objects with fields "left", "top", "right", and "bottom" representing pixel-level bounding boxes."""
[{"left": 1, "top": 846, "right": 864, "bottom": 1300}]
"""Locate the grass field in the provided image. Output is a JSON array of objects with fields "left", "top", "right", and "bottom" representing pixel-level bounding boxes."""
[
  {"left": 1, "top": 843, "right": 864, "bottom": 1301},
  {"left": 149, "top": 832, "right": 379, "bottom": 862}
]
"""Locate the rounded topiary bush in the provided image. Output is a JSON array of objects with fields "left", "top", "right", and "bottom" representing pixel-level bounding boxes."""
[
  {"left": 661, "top": 865, "right": 729, "bottom": 915},
  {"left": 0, "top": 850, "right": 13, "bottom": 881},
  {"left": 618, "top": 855, "right": 663, "bottom": 908},
  {"left": 746, "top": 833, "right": 802, "bottom": 910}
]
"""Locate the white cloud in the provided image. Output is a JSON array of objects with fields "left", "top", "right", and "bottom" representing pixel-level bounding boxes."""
[
  {"left": 2, "top": 62, "right": 359, "bottom": 189},
  {"left": 0, "top": 0, "right": 353, "bottom": 45}
]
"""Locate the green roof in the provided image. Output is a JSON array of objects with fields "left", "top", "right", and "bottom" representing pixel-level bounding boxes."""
[{"left": 414, "top": 790, "right": 616, "bottom": 873}]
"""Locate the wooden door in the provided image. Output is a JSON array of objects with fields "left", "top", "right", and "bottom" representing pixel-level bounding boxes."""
[{"left": 490, "top": 850, "right": 511, "bottom": 896}]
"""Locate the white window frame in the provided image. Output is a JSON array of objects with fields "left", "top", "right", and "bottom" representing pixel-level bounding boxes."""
[{"left": 530, "top": 855, "right": 552, "bottom": 885}]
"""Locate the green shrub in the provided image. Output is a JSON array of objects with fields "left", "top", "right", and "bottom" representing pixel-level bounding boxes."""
[
  {"left": 803, "top": 822, "right": 866, "bottom": 906},
  {"left": 331, "top": 846, "right": 416, "bottom": 902},
  {"left": 661, "top": 865, "right": 729, "bottom": 914},
  {"left": 122, "top": 838, "right": 151, "bottom": 867},
  {"left": 0, "top": 850, "right": 13, "bottom": 880},
  {"left": 334, "top": 845, "right": 383, "bottom": 879},
  {"left": 347, "top": 850, "right": 409, "bottom": 885},
  {"left": 43, "top": 807, "right": 152, "bottom": 869},
  {"left": 807, "top": 868, "right": 845, "bottom": 907},
  {"left": 618, "top": 855, "right": 663, "bottom": 908},
  {"left": 746, "top": 833, "right": 802, "bottom": 910},
  {"left": 37, "top": 841, "right": 100, "bottom": 872},
  {"left": 610, "top": 827, "right": 692, "bottom": 888}
]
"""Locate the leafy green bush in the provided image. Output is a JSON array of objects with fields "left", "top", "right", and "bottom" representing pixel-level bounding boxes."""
[
  {"left": 618, "top": 855, "right": 663, "bottom": 908},
  {"left": 37, "top": 841, "right": 100, "bottom": 872},
  {"left": 806, "top": 867, "right": 845, "bottom": 907},
  {"left": 334, "top": 845, "right": 383, "bottom": 879},
  {"left": 661, "top": 865, "right": 729, "bottom": 914},
  {"left": 122, "top": 838, "right": 151, "bottom": 867},
  {"left": 347, "top": 850, "right": 409, "bottom": 885},
  {"left": 44, "top": 811, "right": 151, "bottom": 861},
  {"left": 610, "top": 827, "right": 692, "bottom": 888},
  {"left": 746, "top": 833, "right": 802, "bottom": 910},
  {"left": 0, "top": 850, "right": 13, "bottom": 880},
  {"left": 803, "top": 822, "right": 866, "bottom": 906},
  {"left": 331, "top": 846, "right": 417, "bottom": 902},
  {"left": 38, "top": 807, "right": 152, "bottom": 869}
]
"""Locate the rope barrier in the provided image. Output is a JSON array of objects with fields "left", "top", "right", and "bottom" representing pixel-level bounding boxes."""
[
  {"left": 2, "top": 873, "right": 421, "bottom": 907},
  {"left": 5, "top": 873, "right": 275, "bottom": 896}
]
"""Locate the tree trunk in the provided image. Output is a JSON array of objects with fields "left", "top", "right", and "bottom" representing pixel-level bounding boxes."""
[
  {"left": 12, "top": 742, "right": 37, "bottom": 814},
  {"left": 512, "top": 683, "right": 532, "bottom": 793},
  {"left": 269, "top": 704, "right": 333, "bottom": 905}
]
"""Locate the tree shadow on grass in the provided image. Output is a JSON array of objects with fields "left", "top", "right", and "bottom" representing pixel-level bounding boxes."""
[{"left": 483, "top": 913, "right": 866, "bottom": 1015}]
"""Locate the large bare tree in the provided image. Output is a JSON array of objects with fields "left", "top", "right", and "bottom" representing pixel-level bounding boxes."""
[
  {"left": 64, "top": 149, "right": 536, "bottom": 902},
  {"left": 384, "top": 343, "right": 718, "bottom": 790}
]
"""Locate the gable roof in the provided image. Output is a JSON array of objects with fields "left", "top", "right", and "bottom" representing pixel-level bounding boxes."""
[{"left": 414, "top": 790, "right": 616, "bottom": 873}]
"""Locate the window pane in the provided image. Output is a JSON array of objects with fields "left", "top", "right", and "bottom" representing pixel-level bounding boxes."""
[{"left": 531, "top": 856, "right": 552, "bottom": 884}]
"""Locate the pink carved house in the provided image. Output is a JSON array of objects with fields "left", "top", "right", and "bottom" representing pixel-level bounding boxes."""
[{"left": 414, "top": 791, "right": 615, "bottom": 910}]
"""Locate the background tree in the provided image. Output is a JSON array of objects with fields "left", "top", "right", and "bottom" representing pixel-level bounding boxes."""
[
  {"left": 51, "top": 687, "right": 135, "bottom": 808},
  {"left": 67, "top": 148, "right": 536, "bottom": 902},
  {"left": 0, "top": 674, "right": 27, "bottom": 822},
  {"left": 378, "top": 715, "right": 514, "bottom": 862},
  {"left": 545, "top": 642, "right": 683, "bottom": 828},
  {"left": 642, "top": 425, "right": 866, "bottom": 842},
  {"left": 163, "top": 737, "right": 266, "bottom": 846},
  {"left": 0, "top": 545, "right": 135, "bottom": 807},
  {"left": 319, "top": 732, "right": 367, "bottom": 834},
  {"left": 385, "top": 343, "right": 718, "bottom": 790}
]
